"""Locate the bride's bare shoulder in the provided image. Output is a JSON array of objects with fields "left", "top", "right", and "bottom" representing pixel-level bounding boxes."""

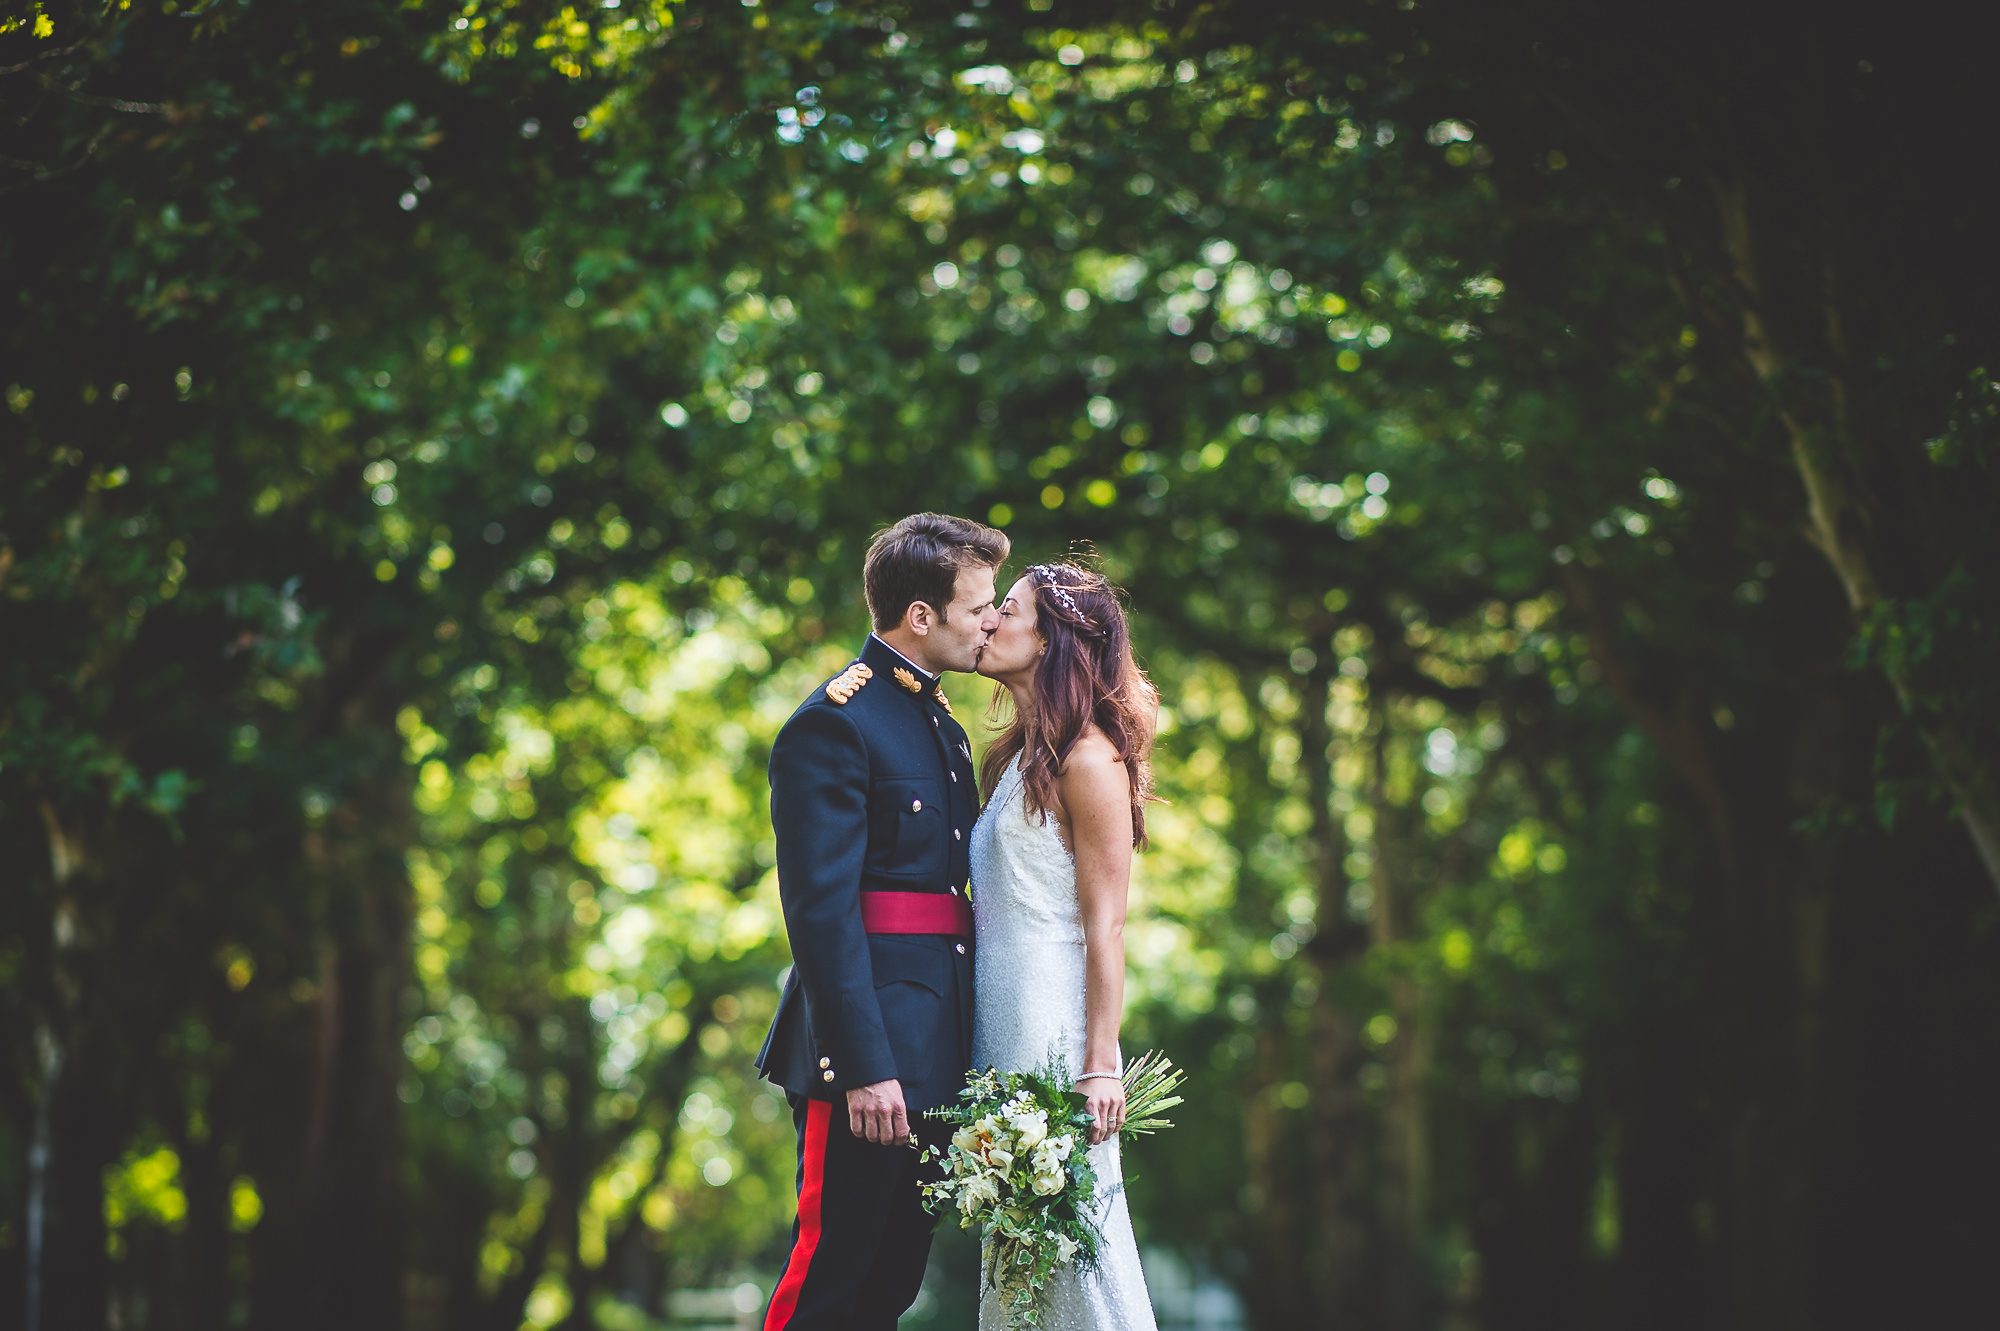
[{"left": 1061, "top": 726, "right": 1129, "bottom": 787}]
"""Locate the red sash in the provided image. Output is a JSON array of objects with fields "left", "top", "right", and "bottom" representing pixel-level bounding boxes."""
[{"left": 859, "top": 890, "right": 973, "bottom": 938}]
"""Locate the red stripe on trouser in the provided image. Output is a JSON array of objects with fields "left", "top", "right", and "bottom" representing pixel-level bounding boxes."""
[{"left": 764, "top": 1098, "right": 832, "bottom": 1331}]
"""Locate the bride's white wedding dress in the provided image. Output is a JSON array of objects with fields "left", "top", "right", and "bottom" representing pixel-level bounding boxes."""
[{"left": 969, "top": 758, "right": 1158, "bottom": 1331}]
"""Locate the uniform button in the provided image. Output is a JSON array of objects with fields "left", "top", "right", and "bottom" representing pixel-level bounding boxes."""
[
  {"left": 822, "top": 1069, "right": 836, "bottom": 1083},
  {"left": 819, "top": 1056, "right": 830, "bottom": 1069},
  {"left": 933, "top": 717, "right": 940, "bottom": 726},
  {"left": 953, "top": 828, "right": 961, "bottom": 840},
  {"left": 950, "top": 885, "right": 958, "bottom": 895},
  {"left": 950, "top": 771, "right": 958, "bottom": 782},
  {"left": 955, "top": 943, "right": 967, "bottom": 955},
  {"left": 911, "top": 798, "right": 922, "bottom": 812}
]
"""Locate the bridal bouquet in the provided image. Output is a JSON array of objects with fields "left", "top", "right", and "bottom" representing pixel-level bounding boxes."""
[{"left": 919, "top": 1051, "right": 1185, "bottom": 1329}]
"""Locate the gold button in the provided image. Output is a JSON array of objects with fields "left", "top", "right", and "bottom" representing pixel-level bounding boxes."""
[
  {"left": 822, "top": 1070, "right": 835, "bottom": 1083},
  {"left": 911, "top": 798, "right": 922, "bottom": 812},
  {"left": 819, "top": 1056, "right": 830, "bottom": 1069}
]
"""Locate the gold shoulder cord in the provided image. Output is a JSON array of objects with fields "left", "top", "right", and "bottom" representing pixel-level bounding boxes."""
[{"left": 825, "top": 663, "right": 872, "bottom": 704}]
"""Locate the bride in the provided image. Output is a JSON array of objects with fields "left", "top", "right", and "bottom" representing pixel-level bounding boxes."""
[{"left": 969, "top": 561, "right": 1160, "bottom": 1331}]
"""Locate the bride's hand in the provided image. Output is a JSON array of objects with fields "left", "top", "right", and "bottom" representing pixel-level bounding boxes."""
[{"left": 1080, "top": 1077, "right": 1126, "bottom": 1145}]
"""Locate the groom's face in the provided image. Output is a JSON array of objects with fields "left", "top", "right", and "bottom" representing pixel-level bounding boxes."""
[{"left": 926, "top": 564, "right": 1001, "bottom": 674}]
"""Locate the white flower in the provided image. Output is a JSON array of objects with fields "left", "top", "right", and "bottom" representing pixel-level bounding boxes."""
[
  {"left": 953, "top": 1125, "right": 984, "bottom": 1157},
  {"left": 1036, "top": 1134, "right": 1075, "bottom": 1168},
  {"left": 1030, "top": 1165, "right": 1066, "bottom": 1196},
  {"left": 987, "top": 1146, "right": 1015, "bottom": 1173},
  {"left": 1006, "top": 1106, "right": 1049, "bottom": 1151},
  {"left": 959, "top": 1172, "right": 1001, "bottom": 1218},
  {"left": 1054, "top": 1233, "right": 1080, "bottom": 1264}
]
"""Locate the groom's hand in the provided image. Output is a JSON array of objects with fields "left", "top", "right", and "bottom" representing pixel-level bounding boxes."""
[{"left": 846, "top": 1079, "right": 911, "bottom": 1145}]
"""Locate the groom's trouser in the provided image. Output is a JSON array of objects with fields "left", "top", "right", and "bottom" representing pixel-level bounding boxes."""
[{"left": 762, "top": 1095, "right": 948, "bottom": 1331}]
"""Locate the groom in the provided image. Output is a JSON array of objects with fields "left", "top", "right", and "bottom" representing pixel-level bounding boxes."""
[{"left": 756, "top": 513, "right": 1008, "bottom": 1331}]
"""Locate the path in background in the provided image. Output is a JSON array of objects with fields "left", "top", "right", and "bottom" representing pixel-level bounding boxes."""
[{"left": 649, "top": 1236, "right": 1247, "bottom": 1331}]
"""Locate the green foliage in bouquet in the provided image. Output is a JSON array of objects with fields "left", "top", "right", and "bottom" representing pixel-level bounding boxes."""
[
  {"left": 920, "top": 1054, "right": 1186, "bottom": 1328},
  {"left": 1117, "top": 1050, "right": 1189, "bottom": 1137},
  {"left": 921, "top": 1061, "right": 1102, "bottom": 1328}
]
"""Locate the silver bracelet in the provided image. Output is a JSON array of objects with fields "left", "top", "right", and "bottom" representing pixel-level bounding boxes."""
[{"left": 1074, "top": 1071, "right": 1121, "bottom": 1083}]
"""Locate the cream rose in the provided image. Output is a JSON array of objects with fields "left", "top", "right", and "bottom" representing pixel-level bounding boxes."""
[{"left": 1006, "top": 1107, "right": 1049, "bottom": 1151}]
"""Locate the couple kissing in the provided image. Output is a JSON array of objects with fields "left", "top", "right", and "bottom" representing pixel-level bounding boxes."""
[{"left": 755, "top": 512, "right": 1161, "bottom": 1331}]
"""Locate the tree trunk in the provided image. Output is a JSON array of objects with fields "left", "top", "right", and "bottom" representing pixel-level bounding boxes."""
[
  {"left": 1565, "top": 552, "right": 1854, "bottom": 1326},
  {"left": 162, "top": 1135, "right": 230, "bottom": 1331},
  {"left": 1239, "top": 1024, "right": 1312, "bottom": 1330},
  {"left": 1709, "top": 175, "right": 2000, "bottom": 896},
  {"left": 24, "top": 1020, "right": 57, "bottom": 1331},
  {"left": 1369, "top": 742, "right": 1428, "bottom": 1330},
  {"left": 289, "top": 772, "right": 413, "bottom": 1331},
  {"left": 34, "top": 1056, "right": 115, "bottom": 1331},
  {"left": 1298, "top": 668, "right": 1374, "bottom": 1324},
  {"left": 1611, "top": 1015, "right": 1707, "bottom": 1330},
  {"left": 1717, "top": 687, "right": 1844, "bottom": 1331},
  {"left": 28, "top": 802, "right": 112, "bottom": 1331},
  {"left": 1303, "top": 995, "right": 1370, "bottom": 1320}
]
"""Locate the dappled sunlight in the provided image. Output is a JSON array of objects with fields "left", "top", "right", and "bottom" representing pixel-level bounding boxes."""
[
  {"left": 9, "top": 0, "right": 1997, "bottom": 1326},
  {"left": 392, "top": 578, "right": 831, "bottom": 1309}
]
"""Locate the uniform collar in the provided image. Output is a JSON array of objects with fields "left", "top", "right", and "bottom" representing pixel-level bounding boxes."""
[{"left": 862, "top": 634, "right": 944, "bottom": 702}]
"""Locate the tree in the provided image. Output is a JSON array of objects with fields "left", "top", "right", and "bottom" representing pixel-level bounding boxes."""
[{"left": 4, "top": 2, "right": 1995, "bottom": 1328}]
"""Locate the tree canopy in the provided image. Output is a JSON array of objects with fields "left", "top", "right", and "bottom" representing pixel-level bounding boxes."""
[{"left": 4, "top": 2, "right": 1996, "bottom": 1329}]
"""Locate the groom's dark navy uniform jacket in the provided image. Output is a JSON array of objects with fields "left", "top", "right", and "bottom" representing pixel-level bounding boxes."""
[{"left": 757, "top": 634, "right": 977, "bottom": 1331}]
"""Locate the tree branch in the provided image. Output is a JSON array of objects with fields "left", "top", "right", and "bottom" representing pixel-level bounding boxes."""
[
  {"left": 32, "top": 70, "right": 169, "bottom": 114},
  {"left": 0, "top": 41, "right": 87, "bottom": 78}
]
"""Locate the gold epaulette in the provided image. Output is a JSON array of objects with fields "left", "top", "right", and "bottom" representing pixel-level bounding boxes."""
[
  {"left": 936, "top": 691, "right": 954, "bottom": 716},
  {"left": 825, "top": 662, "right": 872, "bottom": 704}
]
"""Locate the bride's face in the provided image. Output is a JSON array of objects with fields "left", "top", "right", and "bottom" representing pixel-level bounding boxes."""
[{"left": 976, "top": 575, "right": 1044, "bottom": 683}]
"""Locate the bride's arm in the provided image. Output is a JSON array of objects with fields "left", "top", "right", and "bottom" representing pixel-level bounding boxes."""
[{"left": 1062, "top": 730, "right": 1135, "bottom": 1145}]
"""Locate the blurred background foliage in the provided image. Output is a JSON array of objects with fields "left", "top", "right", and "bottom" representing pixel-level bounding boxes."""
[{"left": 3, "top": 1, "right": 1997, "bottom": 1329}]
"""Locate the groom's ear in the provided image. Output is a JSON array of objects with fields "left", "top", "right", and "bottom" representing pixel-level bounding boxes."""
[{"left": 905, "top": 600, "right": 939, "bottom": 636}]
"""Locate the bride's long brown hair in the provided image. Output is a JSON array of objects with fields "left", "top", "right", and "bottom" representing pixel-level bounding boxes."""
[{"left": 978, "top": 561, "right": 1159, "bottom": 847}]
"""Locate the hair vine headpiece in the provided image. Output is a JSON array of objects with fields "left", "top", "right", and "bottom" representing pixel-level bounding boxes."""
[{"left": 1029, "top": 563, "right": 1104, "bottom": 636}]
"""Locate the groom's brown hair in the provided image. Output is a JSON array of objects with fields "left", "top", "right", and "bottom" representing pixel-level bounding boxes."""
[{"left": 863, "top": 512, "right": 1010, "bottom": 630}]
